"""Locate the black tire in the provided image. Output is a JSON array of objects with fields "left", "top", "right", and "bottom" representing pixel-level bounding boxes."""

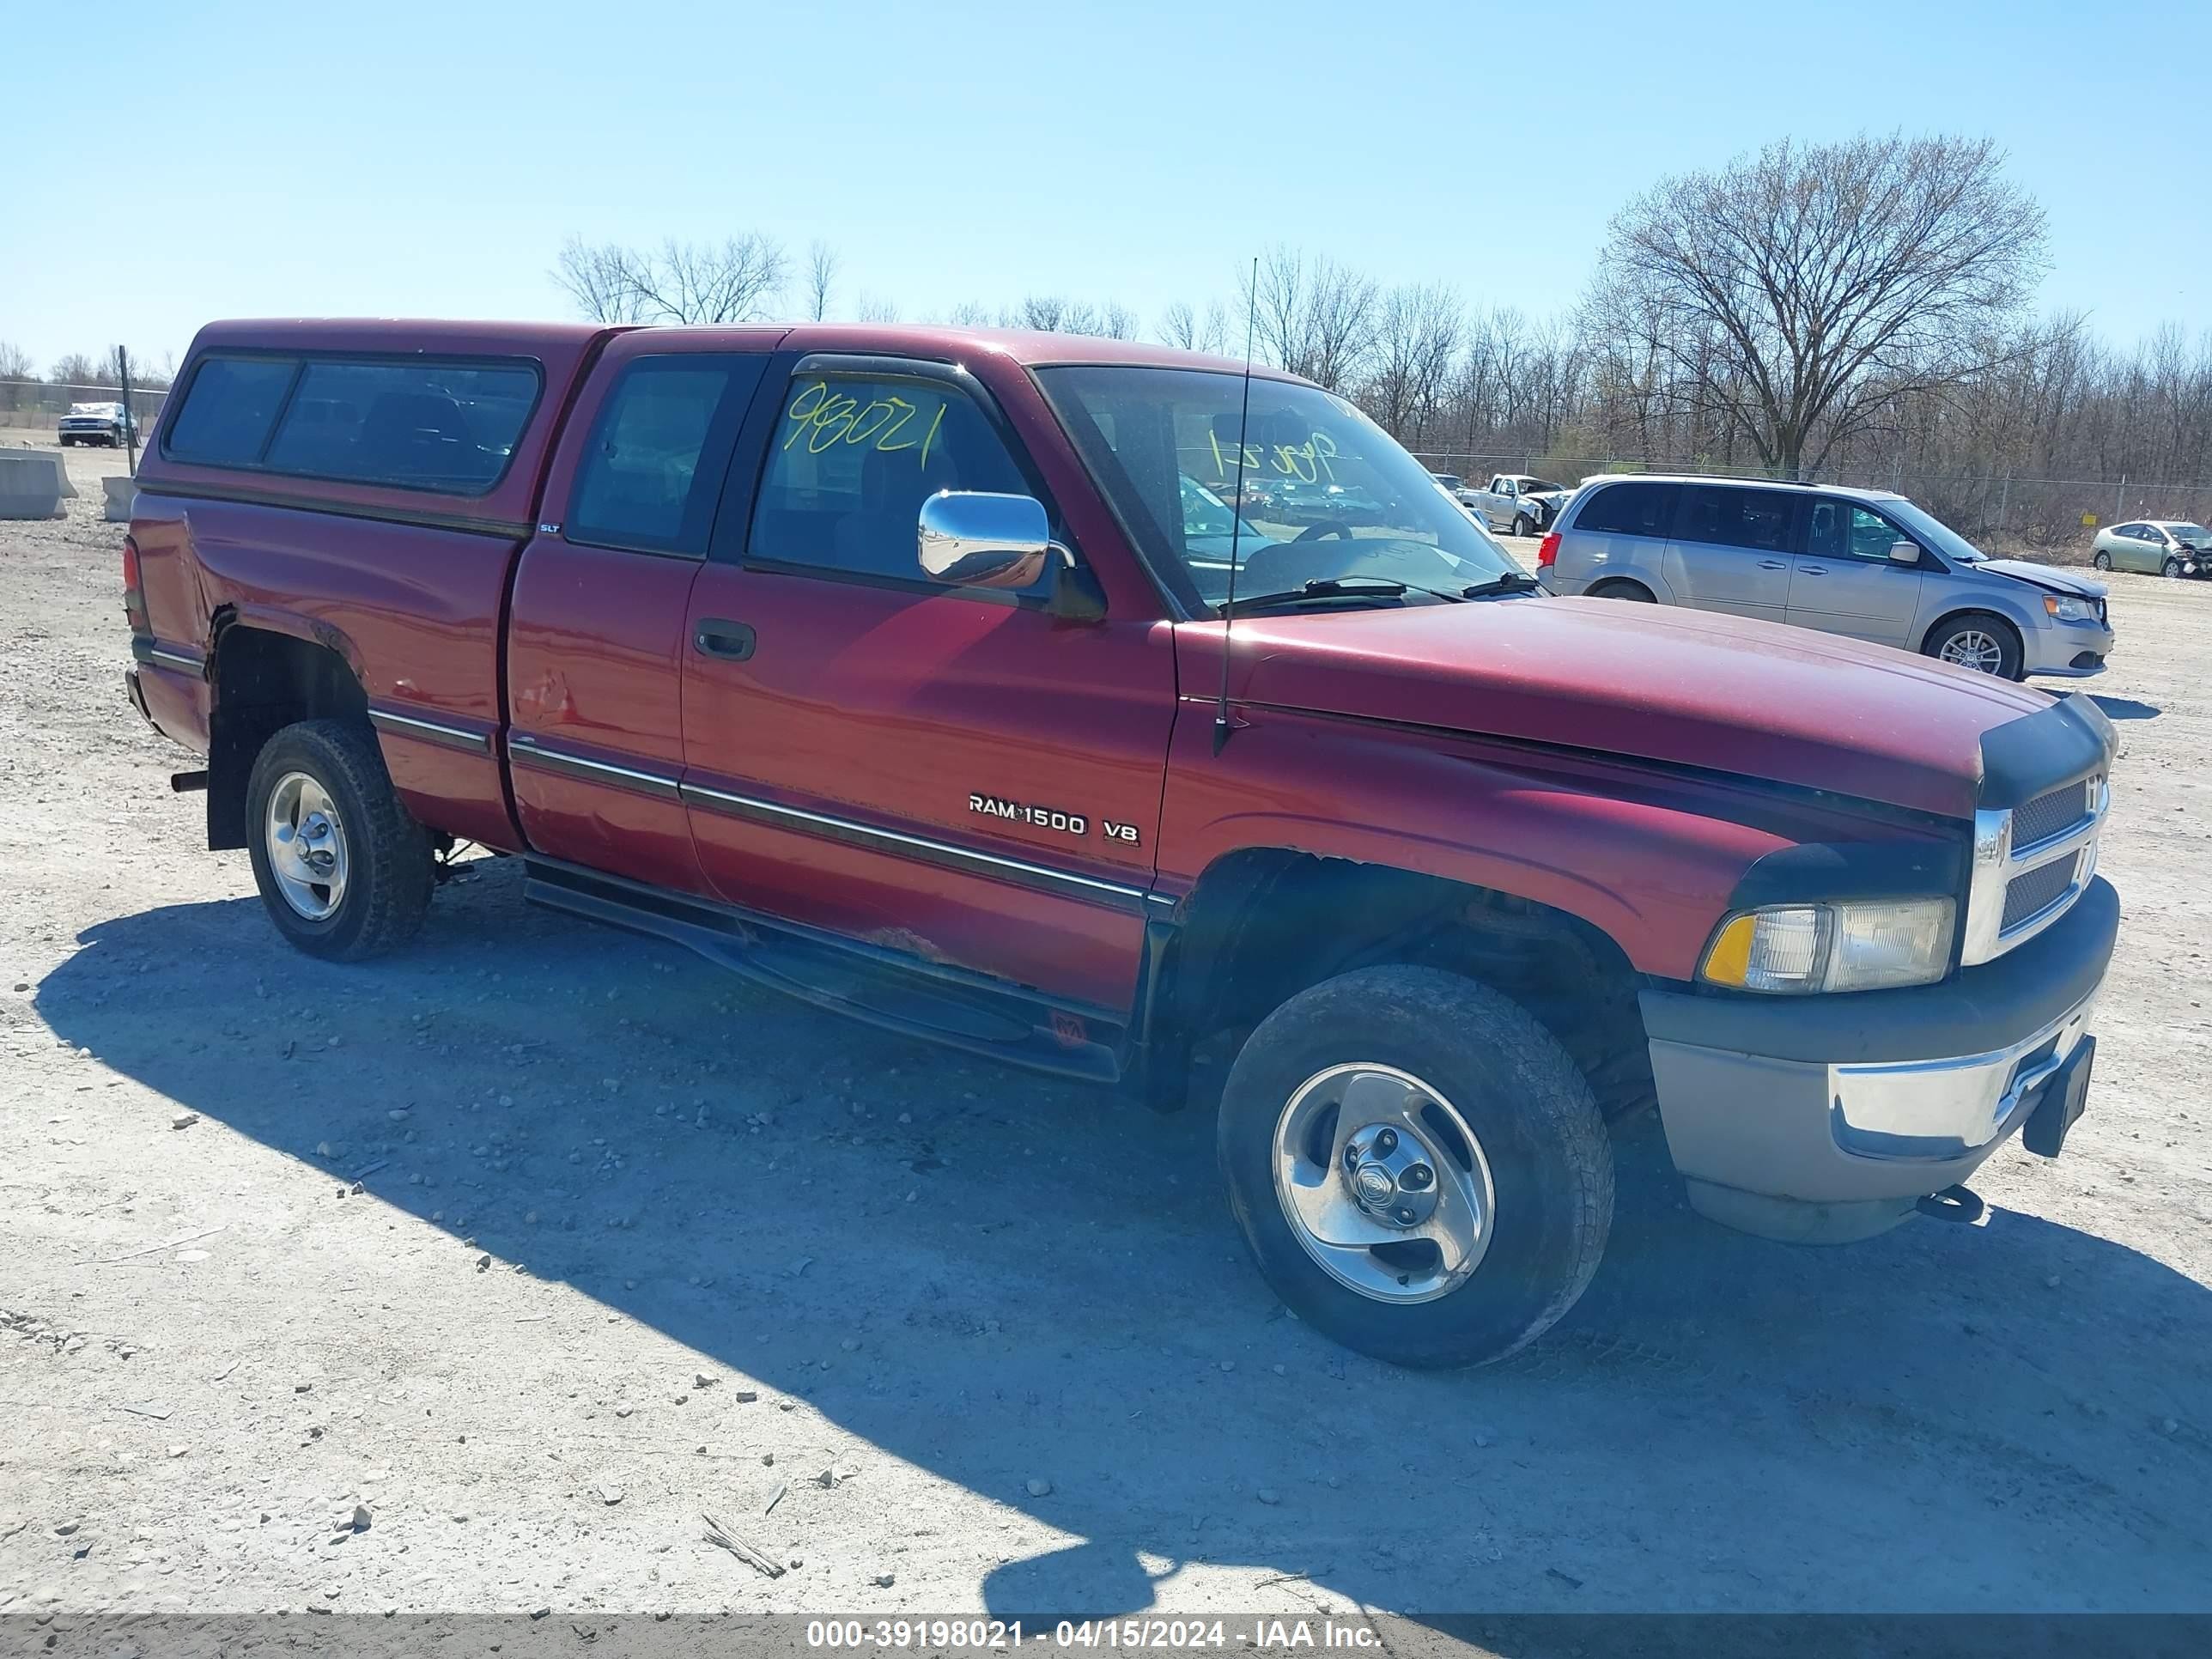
[
  {"left": 1217, "top": 965, "right": 1613, "bottom": 1369},
  {"left": 2163, "top": 556, "right": 2185, "bottom": 580},
  {"left": 1510, "top": 513, "right": 1534, "bottom": 537},
  {"left": 1587, "top": 579, "right": 1656, "bottom": 602},
  {"left": 1921, "top": 611, "right": 2023, "bottom": 679},
  {"left": 245, "top": 719, "right": 434, "bottom": 961},
  {"left": 2091, "top": 550, "right": 2112, "bottom": 570}
]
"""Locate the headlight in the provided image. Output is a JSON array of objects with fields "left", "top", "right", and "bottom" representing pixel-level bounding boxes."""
[
  {"left": 1701, "top": 898, "right": 1956, "bottom": 994},
  {"left": 2043, "top": 595, "right": 2096, "bottom": 623}
]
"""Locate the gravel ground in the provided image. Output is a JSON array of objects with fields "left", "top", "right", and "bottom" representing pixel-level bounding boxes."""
[{"left": 2, "top": 441, "right": 2208, "bottom": 1624}]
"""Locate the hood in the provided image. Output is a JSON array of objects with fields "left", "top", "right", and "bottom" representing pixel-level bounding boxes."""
[
  {"left": 1972, "top": 558, "right": 2107, "bottom": 599},
  {"left": 1221, "top": 596, "right": 2052, "bottom": 817}
]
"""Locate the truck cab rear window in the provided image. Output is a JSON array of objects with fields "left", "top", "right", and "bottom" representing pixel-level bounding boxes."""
[
  {"left": 566, "top": 356, "right": 765, "bottom": 556},
  {"left": 165, "top": 354, "right": 540, "bottom": 495}
]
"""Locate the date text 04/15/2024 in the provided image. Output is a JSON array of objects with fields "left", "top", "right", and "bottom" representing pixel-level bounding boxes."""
[{"left": 804, "top": 1619, "right": 1382, "bottom": 1650}]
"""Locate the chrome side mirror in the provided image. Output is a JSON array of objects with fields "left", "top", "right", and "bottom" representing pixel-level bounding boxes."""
[
  {"left": 917, "top": 490, "right": 1058, "bottom": 589},
  {"left": 1888, "top": 539, "right": 1923, "bottom": 566}
]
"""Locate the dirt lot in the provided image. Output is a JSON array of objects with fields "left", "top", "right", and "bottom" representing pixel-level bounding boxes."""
[{"left": 3, "top": 441, "right": 2209, "bottom": 1625}]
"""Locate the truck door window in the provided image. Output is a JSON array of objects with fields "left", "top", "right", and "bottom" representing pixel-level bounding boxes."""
[
  {"left": 566, "top": 355, "right": 765, "bottom": 557},
  {"left": 747, "top": 374, "right": 1032, "bottom": 584}
]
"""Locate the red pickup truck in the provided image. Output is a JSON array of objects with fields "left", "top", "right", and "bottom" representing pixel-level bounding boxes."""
[{"left": 120, "top": 319, "right": 2117, "bottom": 1367}]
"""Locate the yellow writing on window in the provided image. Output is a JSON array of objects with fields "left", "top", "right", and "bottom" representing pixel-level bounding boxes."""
[
  {"left": 782, "top": 380, "right": 946, "bottom": 465},
  {"left": 1206, "top": 427, "right": 1340, "bottom": 484}
]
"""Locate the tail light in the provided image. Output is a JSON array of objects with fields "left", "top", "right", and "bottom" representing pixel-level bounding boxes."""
[
  {"left": 123, "top": 534, "right": 149, "bottom": 635},
  {"left": 1536, "top": 530, "right": 1561, "bottom": 568}
]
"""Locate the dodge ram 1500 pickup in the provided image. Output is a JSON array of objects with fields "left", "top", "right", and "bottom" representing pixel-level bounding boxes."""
[{"left": 120, "top": 319, "right": 2118, "bottom": 1367}]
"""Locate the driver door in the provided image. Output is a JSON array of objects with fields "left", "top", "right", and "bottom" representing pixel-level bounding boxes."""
[{"left": 678, "top": 354, "right": 1176, "bottom": 1013}]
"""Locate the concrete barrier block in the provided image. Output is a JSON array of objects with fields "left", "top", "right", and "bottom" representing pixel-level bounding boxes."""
[{"left": 0, "top": 449, "right": 74, "bottom": 519}]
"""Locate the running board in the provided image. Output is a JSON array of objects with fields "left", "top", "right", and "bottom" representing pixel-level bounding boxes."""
[{"left": 521, "top": 857, "right": 1127, "bottom": 1084}]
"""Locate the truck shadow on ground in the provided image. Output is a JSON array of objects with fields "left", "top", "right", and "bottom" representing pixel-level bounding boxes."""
[
  {"left": 33, "top": 859, "right": 2212, "bottom": 1619},
  {"left": 2088, "top": 696, "right": 2161, "bottom": 722}
]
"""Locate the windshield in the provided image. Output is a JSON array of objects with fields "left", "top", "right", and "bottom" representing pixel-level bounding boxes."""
[
  {"left": 1882, "top": 496, "right": 1990, "bottom": 564},
  {"left": 1037, "top": 366, "right": 1517, "bottom": 613},
  {"left": 2166, "top": 523, "right": 2210, "bottom": 548}
]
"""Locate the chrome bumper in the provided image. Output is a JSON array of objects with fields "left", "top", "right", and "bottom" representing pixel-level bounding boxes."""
[{"left": 1829, "top": 995, "right": 2095, "bottom": 1162}]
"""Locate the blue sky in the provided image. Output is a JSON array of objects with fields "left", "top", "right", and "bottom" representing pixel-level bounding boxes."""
[{"left": 6, "top": 0, "right": 2207, "bottom": 373}]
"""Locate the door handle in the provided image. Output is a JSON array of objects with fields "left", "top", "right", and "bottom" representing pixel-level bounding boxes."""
[
  {"left": 693, "top": 619, "right": 757, "bottom": 661},
  {"left": 1757, "top": 559, "right": 1787, "bottom": 570},
  {"left": 1797, "top": 565, "right": 1827, "bottom": 576}
]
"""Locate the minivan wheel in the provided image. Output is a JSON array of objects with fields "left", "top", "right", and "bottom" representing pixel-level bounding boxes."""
[
  {"left": 1923, "top": 613, "right": 2023, "bottom": 679},
  {"left": 246, "top": 719, "right": 434, "bottom": 961},
  {"left": 2091, "top": 550, "right": 2112, "bottom": 570},
  {"left": 1218, "top": 965, "right": 1613, "bottom": 1369},
  {"left": 1586, "top": 579, "right": 1655, "bottom": 602},
  {"left": 2164, "top": 556, "right": 2185, "bottom": 580}
]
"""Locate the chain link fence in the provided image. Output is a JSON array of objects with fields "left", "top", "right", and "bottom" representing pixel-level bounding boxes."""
[
  {"left": 1409, "top": 450, "right": 2210, "bottom": 558},
  {"left": 1, "top": 378, "right": 169, "bottom": 439}
]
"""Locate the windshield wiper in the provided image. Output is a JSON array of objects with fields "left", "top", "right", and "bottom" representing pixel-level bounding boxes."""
[
  {"left": 1460, "top": 571, "right": 1540, "bottom": 599},
  {"left": 1225, "top": 577, "right": 1414, "bottom": 614}
]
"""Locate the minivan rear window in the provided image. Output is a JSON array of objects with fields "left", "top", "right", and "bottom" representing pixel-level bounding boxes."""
[
  {"left": 1574, "top": 481, "right": 1678, "bottom": 538},
  {"left": 164, "top": 352, "right": 541, "bottom": 495}
]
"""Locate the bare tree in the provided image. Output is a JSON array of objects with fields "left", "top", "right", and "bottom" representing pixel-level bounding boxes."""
[
  {"left": 1366, "top": 283, "right": 1462, "bottom": 443},
  {"left": 551, "top": 237, "right": 653, "bottom": 323},
  {"left": 854, "top": 293, "right": 901, "bottom": 324},
  {"left": 805, "top": 240, "right": 839, "bottom": 322},
  {"left": 551, "top": 233, "right": 788, "bottom": 325},
  {"left": 1007, "top": 296, "right": 1139, "bottom": 338},
  {"left": 1591, "top": 133, "right": 2049, "bottom": 476},
  {"left": 50, "top": 352, "right": 104, "bottom": 387},
  {"left": 0, "top": 340, "right": 32, "bottom": 380},
  {"left": 1246, "top": 246, "right": 1378, "bottom": 391}
]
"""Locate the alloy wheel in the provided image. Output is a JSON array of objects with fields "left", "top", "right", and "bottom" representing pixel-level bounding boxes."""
[{"left": 1271, "top": 1062, "right": 1497, "bottom": 1304}]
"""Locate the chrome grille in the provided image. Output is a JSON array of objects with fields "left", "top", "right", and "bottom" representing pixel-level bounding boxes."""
[
  {"left": 2000, "top": 854, "right": 2080, "bottom": 932},
  {"left": 2012, "top": 775, "right": 2100, "bottom": 853},
  {"left": 1963, "top": 775, "right": 2109, "bottom": 966}
]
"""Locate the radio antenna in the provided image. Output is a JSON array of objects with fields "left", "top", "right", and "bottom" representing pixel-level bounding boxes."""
[{"left": 1213, "top": 256, "right": 1260, "bottom": 757}]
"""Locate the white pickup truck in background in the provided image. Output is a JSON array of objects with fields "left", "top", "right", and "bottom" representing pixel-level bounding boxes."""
[{"left": 1468, "top": 473, "right": 1576, "bottom": 535}]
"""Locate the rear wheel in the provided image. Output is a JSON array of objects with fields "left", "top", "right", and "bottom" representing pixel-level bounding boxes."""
[
  {"left": 1586, "top": 579, "right": 1655, "bottom": 602},
  {"left": 246, "top": 720, "right": 434, "bottom": 961},
  {"left": 2091, "top": 550, "right": 2112, "bottom": 570},
  {"left": 1218, "top": 965, "right": 1613, "bottom": 1369},
  {"left": 1923, "top": 612, "right": 2022, "bottom": 679}
]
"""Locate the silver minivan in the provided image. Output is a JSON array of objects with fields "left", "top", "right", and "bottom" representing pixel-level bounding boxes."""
[{"left": 1538, "top": 475, "right": 2113, "bottom": 680}]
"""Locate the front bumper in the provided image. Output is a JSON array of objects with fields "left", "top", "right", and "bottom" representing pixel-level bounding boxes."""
[
  {"left": 1638, "top": 877, "right": 2118, "bottom": 1242},
  {"left": 2022, "top": 617, "right": 2114, "bottom": 678}
]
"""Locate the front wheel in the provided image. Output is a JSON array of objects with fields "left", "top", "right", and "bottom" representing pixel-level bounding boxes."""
[
  {"left": 2164, "top": 556, "right": 2185, "bottom": 580},
  {"left": 1923, "top": 612, "right": 2023, "bottom": 679},
  {"left": 1218, "top": 965, "right": 1613, "bottom": 1369},
  {"left": 246, "top": 720, "right": 434, "bottom": 961},
  {"left": 1510, "top": 513, "right": 1534, "bottom": 537}
]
